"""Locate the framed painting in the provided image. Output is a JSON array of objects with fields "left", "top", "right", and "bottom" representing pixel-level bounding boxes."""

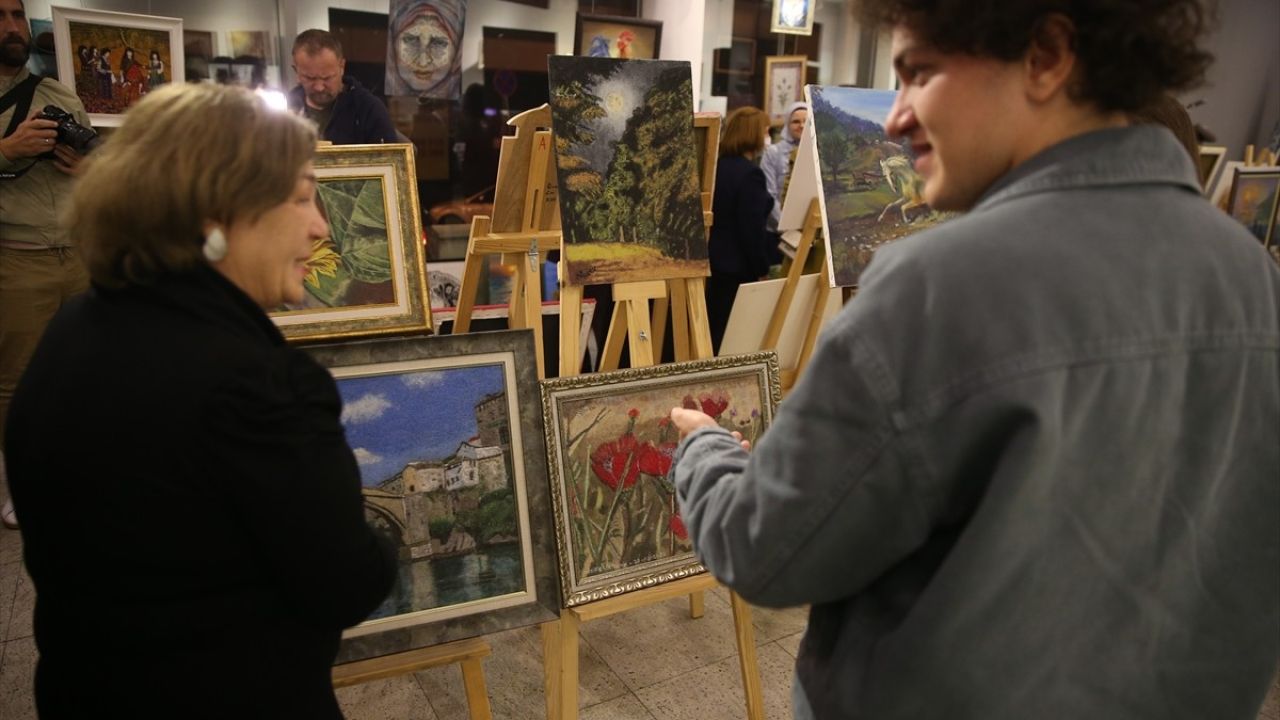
[
  {"left": 227, "top": 30, "right": 271, "bottom": 61},
  {"left": 771, "top": 0, "right": 815, "bottom": 36},
  {"left": 52, "top": 6, "right": 183, "bottom": 128},
  {"left": 27, "top": 18, "right": 57, "bottom": 80},
  {"left": 1225, "top": 167, "right": 1280, "bottom": 246},
  {"left": 271, "top": 144, "right": 432, "bottom": 342},
  {"left": 764, "top": 55, "right": 806, "bottom": 126},
  {"left": 386, "top": 0, "right": 466, "bottom": 100},
  {"left": 574, "top": 14, "right": 662, "bottom": 60},
  {"left": 540, "top": 352, "right": 782, "bottom": 606},
  {"left": 1197, "top": 144, "right": 1226, "bottom": 194},
  {"left": 713, "top": 36, "right": 755, "bottom": 76},
  {"left": 548, "top": 56, "right": 709, "bottom": 286},
  {"left": 808, "top": 85, "right": 952, "bottom": 287},
  {"left": 305, "top": 331, "right": 560, "bottom": 661}
]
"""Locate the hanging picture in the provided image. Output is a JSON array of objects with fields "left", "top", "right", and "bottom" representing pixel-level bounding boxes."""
[
  {"left": 386, "top": 0, "right": 466, "bottom": 99},
  {"left": 541, "top": 353, "right": 781, "bottom": 606},
  {"left": 808, "top": 85, "right": 951, "bottom": 287},
  {"left": 305, "top": 331, "right": 561, "bottom": 661},
  {"left": 52, "top": 6, "right": 183, "bottom": 127},
  {"left": 548, "top": 56, "right": 709, "bottom": 286},
  {"left": 771, "top": 0, "right": 815, "bottom": 36},
  {"left": 27, "top": 18, "right": 57, "bottom": 80},
  {"left": 574, "top": 14, "right": 663, "bottom": 61},
  {"left": 763, "top": 55, "right": 806, "bottom": 126},
  {"left": 1226, "top": 167, "right": 1280, "bottom": 246},
  {"left": 270, "top": 144, "right": 432, "bottom": 342}
]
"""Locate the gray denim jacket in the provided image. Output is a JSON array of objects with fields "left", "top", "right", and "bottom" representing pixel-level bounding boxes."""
[{"left": 673, "top": 126, "right": 1280, "bottom": 719}]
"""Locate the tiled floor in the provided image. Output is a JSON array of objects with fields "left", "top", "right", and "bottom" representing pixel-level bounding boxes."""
[{"left": 0, "top": 505, "right": 1277, "bottom": 718}]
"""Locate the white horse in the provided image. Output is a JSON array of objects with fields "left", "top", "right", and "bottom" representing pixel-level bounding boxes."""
[{"left": 877, "top": 155, "right": 928, "bottom": 224}]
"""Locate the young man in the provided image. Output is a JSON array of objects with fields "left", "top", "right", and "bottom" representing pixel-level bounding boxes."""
[
  {"left": 287, "top": 29, "right": 397, "bottom": 145},
  {"left": 670, "top": 1, "right": 1279, "bottom": 718}
]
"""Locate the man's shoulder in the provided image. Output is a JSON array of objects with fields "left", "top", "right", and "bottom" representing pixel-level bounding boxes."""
[{"left": 35, "top": 76, "right": 89, "bottom": 123}]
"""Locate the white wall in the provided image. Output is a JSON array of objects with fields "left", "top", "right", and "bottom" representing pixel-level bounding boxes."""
[
  {"left": 643, "top": 0, "right": 706, "bottom": 103},
  {"left": 25, "top": 0, "right": 280, "bottom": 56}
]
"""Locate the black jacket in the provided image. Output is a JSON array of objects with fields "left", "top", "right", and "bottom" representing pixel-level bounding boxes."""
[
  {"left": 288, "top": 76, "right": 398, "bottom": 145},
  {"left": 6, "top": 264, "right": 396, "bottom": 719},
  {"left": 709, "top": 154, "right": 782, "bottom": 279}
]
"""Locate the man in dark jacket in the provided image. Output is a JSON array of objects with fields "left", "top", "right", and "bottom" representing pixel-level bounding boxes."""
[{"left": 287, "top": 29, "right": 398, "bottom": 145}]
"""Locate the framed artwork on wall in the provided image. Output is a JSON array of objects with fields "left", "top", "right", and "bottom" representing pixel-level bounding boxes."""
[
  {"left": 713, "top": 36, "right": 756, "bottom": 76},
  {"left": 771, "top": 0, "right": 815, "bottom": 36},
  {"left": 270, "top": 144, "right": 432, "bottom": 342},
  {"left": 1225, "top": 167, "right": 1280, "bottom": 247},
  {"left": 574, "top": 14, "right": 662, "bottom": 60},
  {"left": 305, "top": 331, "right": 561, "bottom": 661},
  {"left": 386, "top": 0, "right": 467, "bottom": 100},
  {"left": 763, "top": 55, "right": 806, "bottom": 126},
  {"left": 540, "top": 352, "right": 782, "bottom": 606},
  {"left": 52, "top": 6, "right": 183, "bottom": 127}
]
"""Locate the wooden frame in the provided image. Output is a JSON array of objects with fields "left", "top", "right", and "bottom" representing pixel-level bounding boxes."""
[
  {"left": 573, "top": 13, "right": 663, "bottom": 60},
  {"left": 306, "top": 330, "right": 561, "bottom": 663},
  {"left": 52, "top": 6, "right": 184, "bottom": 127},
  {"left": 540, "top": 353, "right": 781, "bottom": 607},
  {"left": 1197, "top": 144, "right": 1227, "bottom": 194},
  {"left": 271, "top": 144, "right": 432, "bottom": 342},
  {"left": 763, "top": 55, "right": 806, "bottom": 126},
  {"left": 1225, "top": 167, "right": 1280, "bottom": 247},
  {"left": 771, "top": 0, "right": 815, "bottom": 36}
]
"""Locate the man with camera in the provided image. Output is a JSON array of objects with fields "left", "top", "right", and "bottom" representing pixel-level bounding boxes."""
[{"left": 0, "top": 0, "right": 93, "bottom": 530}]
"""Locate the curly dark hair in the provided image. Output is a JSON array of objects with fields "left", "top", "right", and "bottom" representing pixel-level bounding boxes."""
[{"left": 852, "top": 0, "right": 1214, "bottom": 115}]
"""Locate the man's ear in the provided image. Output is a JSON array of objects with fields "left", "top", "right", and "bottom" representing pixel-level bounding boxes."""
[{"left": 1024, "top": 14, "right": 1078, "bottom": 104}]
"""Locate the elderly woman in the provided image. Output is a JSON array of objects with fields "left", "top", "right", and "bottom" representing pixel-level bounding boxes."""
[
  {"left": 3, "top": 84, "right": 395, "bottom": 718},
  {"left": 706, "top": 106, "right": 783, "bottom": 352},
  {"left": 761, "top": 101, "right": 809, "bottom": 231}
]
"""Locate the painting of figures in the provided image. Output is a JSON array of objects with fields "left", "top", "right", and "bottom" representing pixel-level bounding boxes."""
[
  {"left": 309, "top": 332, "right": 560, "bottom": 655},
  {"left": 541, "top": 353, "right": 781, "bottom": 606},
  {"left": 574, "top": 14, "right": 662, "bottom": 60},
  {"left": 53, "top": 7, "right": 182, "bottom": 127},
  {"left": 1226, "top": 168, "right": 1280, "bottom": 246},
  {"left": 386, "top": 0, "right": 466, "bottom": 100},
  {"left": 549, "top": 56, "right": 709, "bottom": 286},
  {"left": 808, "top": 85, "right": 950, "bottom": 287}
]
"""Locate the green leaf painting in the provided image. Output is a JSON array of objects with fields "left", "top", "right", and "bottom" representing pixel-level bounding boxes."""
[{"left": 306, "top": 178, "right": 396, "bottom": 308}]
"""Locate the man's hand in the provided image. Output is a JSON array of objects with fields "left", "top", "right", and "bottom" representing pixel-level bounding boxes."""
[
  {"left": 669, "top": 407, "right": 752, "bottom": 451},
  {"left": 0, "top": 114, "right": 58, "bottom": 161},
  {"left": 50, "top": 144, "right": 84, "bottom": 176}
]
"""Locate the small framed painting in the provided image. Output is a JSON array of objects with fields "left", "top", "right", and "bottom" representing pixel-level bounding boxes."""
[
  {"left": 52, "top": 6, "right": 184, "bottom": 127},
  {"left": 771, "top": 0, "right": 815, "bottom": 36},
  {"left": 763, "top": 55, "right": 806, "bottom": 126},
  {"left": 574, "top": 14, "right": 663, "bottom": 60},
  {"left": 1226, "top": 167, "right": 1280, "bottom": 247},
  {"left": 540, "top": 352, "right": 782, "bottom": 606},
  {"left": 1197, "top": 144, "right": 1227, "bottom": 194},
  {"left": 270, "top": 144, "right": 433, "bottom": 342}
]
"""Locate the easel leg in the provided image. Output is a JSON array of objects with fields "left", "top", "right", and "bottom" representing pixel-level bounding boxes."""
[
  {"left": 729, "top": 592, "right": 765, "bottom": 720},
  {"left": 689, "top": 591, "right": 705, "bottom": 619},
  {"left": 668, "top": 279, "right": 691, "bottom": 362},
  {"left": 523, "top": 252, "right": 545, "bottom": 379},
  {"left": 453, "top": 217, "right": 492, "bottom": 334},
  {"left": 683, "top": 278, "right": 714, "bottom": 360},
  {"left": 504, "top": 253, "right": 525, "bottom": 329},
  {"left": 624, "top": 298, "right": 656, "bottom": 367},
  {"left": 541, "top": 620, "right": 562, "bottom": 720},
  {"left": 650, "top": 295, "right": 670, "bottom": 361},
  {"left": 600, "top": 303, "right": 628, "bottom": 372},
  {"left": 559, "top": 609, "right": 581, "bottom": 720},
  {"left": 460, "top": 656, "right": 494, "bottom": 720},
  {"left": 559, "top": 284, "right": 583, "bottom": 378},
  {"left": 796, "top": 259, "right": 832, "bottom": 377}
]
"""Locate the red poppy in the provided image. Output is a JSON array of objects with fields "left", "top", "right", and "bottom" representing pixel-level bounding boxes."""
[
  {"left": 590, "top": 433, "right": 640, "bottom": 490},
  {"left": 681, "top": 395, "right": 698, "bottom": 410},
  {"left": 628, "top": 407, "right": 640, "bottom": 418},
  {"left": 697, "top": 391, "right": 730, "bottom": 419},
  {"left": 669, "top": 513, "right": 688, "bottom": 540},
  {"left": 637, "top": 441, "right": 677, "bottom": 477}
]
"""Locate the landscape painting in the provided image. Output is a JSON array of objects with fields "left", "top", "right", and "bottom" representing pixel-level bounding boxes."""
[
  {"left": 307, "top": 331, "right": 560, "bottom": 656},
  {"left": 541, "top": 353, "right": 781, "bottom": 606},
  {"left": 1226, "top": 168, "right": 1280, "bottom": 246},
  {"left": 549, "top": 56, "right": 709, "bottom": 286},
  {"left": 808, "top": 85, "right": 950, "bottom": 287}
]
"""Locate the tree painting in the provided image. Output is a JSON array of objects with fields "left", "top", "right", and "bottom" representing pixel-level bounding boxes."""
[
  {"left": 549, "top": 57, "right": 709, "bottom": 286},
  {"left": 809, "top": 86, "right": 951, "bottom": 287}
]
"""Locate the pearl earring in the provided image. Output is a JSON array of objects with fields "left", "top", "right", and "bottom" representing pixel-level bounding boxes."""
[{"left": 202, "top": 227, "right": 227, "bottom": 262}]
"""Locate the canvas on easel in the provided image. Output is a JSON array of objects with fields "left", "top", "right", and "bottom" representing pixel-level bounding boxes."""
[{"left": 719, "top": 274, "right": 841, "bottom": 367}]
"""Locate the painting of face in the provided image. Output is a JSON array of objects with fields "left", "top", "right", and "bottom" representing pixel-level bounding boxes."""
[{"left": 386, "top": 0, "right": 465, "bottom": 99}]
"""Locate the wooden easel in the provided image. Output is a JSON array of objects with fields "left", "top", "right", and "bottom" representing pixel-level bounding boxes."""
[
  {"left": 332, "top": 636, "right": 493, "bottom": 720},
  {"left": 451, "top": 105, "right": 561, "bottom": 378},
  {"left": 759, "top": 197, "right": 835, "bottom": 391}
]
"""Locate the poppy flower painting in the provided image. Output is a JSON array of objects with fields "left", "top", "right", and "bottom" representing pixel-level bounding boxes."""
[{"left": 541, "top": 352, "right": 781, "bottom": 606}]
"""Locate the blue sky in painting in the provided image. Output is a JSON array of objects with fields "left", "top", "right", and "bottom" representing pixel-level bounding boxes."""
[
  {"left": 335, "top": 364, "right": 507, "bottom": 487},
  {"left": 811, "top": 86, "right": 897, "bottom": 125}
]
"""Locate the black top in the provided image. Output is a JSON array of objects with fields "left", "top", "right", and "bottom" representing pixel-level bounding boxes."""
[
  {"left": 288, "top": 76, "right": 398, "bottom": 145},
  {"left": 6, "top": 264, "right": 396, "bottom": 719},
  {"left": 708, "top": 154, "right": 782, "bottom": 280}
]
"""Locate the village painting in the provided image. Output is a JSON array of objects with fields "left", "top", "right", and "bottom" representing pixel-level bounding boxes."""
[
  {"left": 549, "top": 57, "right": 709, "bottom": 285},
  {"left": 335, "top": 362, "right": 529, "bottom": 622},
  {"left": 809, "top": 85, "right": 950, "bottom": 287}
]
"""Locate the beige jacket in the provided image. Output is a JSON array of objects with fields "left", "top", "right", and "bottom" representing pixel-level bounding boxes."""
[{"left": 0, "top": 68, "right": 91, "bottom": 248}]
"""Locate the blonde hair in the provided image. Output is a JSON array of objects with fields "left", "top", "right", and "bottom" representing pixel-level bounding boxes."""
[
  {"left": 70, "top": 83, "right": 317, "bottom": 287},
  {"left": 720, "top": 107, "right": 770, "bottom": 159}
]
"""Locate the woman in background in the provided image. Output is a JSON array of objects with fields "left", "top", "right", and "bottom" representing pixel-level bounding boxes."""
[
  {"left": 706, "top": 106, "right": 783, "bottom": 352},
  {"left": 4, "top": 83, "right": 395, "bottom": 719},
  {"left": 761, "top": 101, "right": 809, "bottom": 231}
]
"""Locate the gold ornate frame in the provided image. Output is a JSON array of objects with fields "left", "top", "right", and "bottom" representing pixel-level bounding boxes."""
[
  {"left": 770, "top": 0, "right": 816, "bottom": 36},
  {"left": 537, "top": 351, "right": 778, "bottom": 602},
  {"left": 271, "top": 143, "right": 432, "bottom": 343},
  {"left": 764, "top": 55, "right": 807, "bottom": 127}
]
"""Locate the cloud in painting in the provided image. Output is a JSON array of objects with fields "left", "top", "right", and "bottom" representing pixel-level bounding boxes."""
[
  {"left": 352, "top": 447, "right": 383, "bottom": 465},
  {"left": 402, "top": 371, "right": 447, "bottom": 390},
  {"left": 342, "top": 393, "right": 392, "bottom": 424}
]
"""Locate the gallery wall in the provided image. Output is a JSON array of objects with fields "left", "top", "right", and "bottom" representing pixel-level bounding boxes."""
[{"left": 1185, "top": 0, "right": 1280, "bottom": 158}]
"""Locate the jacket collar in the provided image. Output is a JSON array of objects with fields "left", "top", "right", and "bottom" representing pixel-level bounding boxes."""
[{"left": 976, "top": 125, "right": 1201, "bottom": 211}]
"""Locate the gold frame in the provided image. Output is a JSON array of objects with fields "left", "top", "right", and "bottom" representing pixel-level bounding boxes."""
[
  {"left": 1225, "top": 167, "right": 1280, "bottom": 247},
  {"left": 271, "top": 143, "right": 432, "bottom": 343},
  {"left": 763, "top": 55, "right": 807, "bottom": 126},
  {"left": 770, "top": 0, "right": 815, "bottom": 36},
  {"left": 540, "top": 352, "right": 782, "bottom": 607}
]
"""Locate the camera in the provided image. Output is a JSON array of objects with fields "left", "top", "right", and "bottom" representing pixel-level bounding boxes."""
[{"left": 35, "top": 105, "right": 101, "bottom": 155}]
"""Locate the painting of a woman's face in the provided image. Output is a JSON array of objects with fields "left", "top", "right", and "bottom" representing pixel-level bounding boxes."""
[{"left": 395, "top": 13, "right": 455, "bottom": 93}]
